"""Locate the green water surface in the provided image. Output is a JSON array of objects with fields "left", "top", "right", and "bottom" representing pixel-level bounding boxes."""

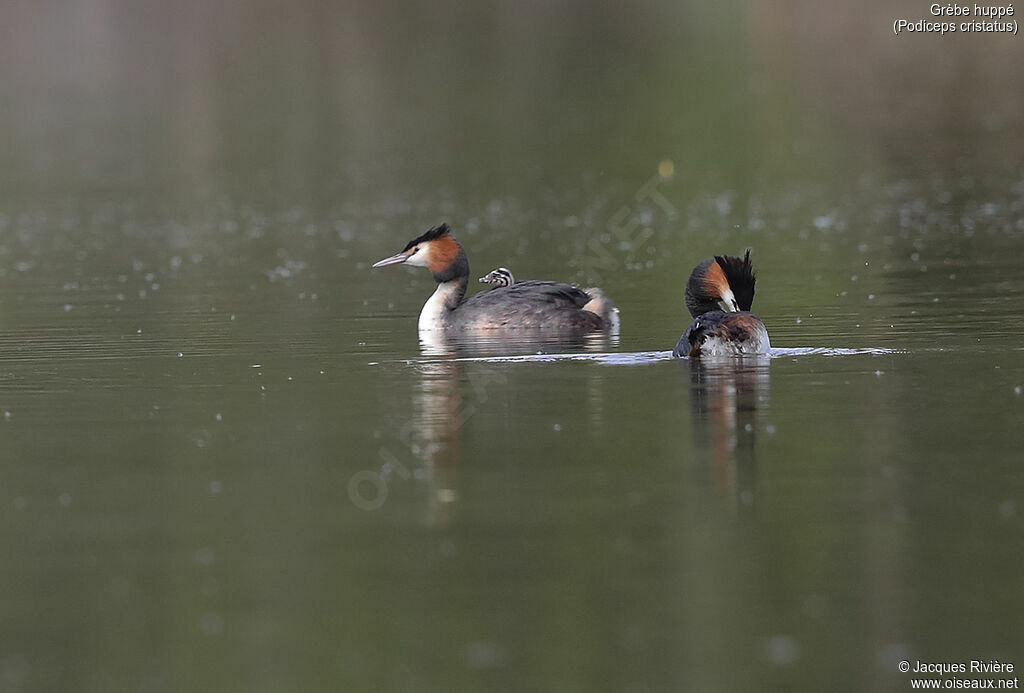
[{"left": 2, "top": 2, "right": 1023, "bottom": 691}]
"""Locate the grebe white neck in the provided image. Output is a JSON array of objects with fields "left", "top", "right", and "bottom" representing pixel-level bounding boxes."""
[{"left": 418, "top": 280, "right": 463, "bottom": 331}]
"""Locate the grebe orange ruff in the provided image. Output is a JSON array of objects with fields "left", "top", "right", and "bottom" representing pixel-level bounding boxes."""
[
  {"left": 372, "top": 223, "right": 618, "bottom": 333},
  {"left": 673, "top": 250, "right": 771, "bottom": 357}
]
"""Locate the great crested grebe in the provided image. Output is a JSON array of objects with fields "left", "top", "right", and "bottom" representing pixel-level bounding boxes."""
[
  {"left": 673, "top": 250, "right": 770, "bottom": 357},
  {"left": 479, "top": 267, "right": 515, "bottom": 287},
  {"left": 372, "top": 223, "right": 617, "bottom": 332}
]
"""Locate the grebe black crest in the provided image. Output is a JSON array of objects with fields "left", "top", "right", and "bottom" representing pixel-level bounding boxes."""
[
  {"left": 373, "top": 223, "right": 618, "bottom": 333},
  {"left": 674, "top": 250, "right": 770, "bottom": 357},
  {"left": 479, "top": 267, "right": 515, "bottom": 287}
]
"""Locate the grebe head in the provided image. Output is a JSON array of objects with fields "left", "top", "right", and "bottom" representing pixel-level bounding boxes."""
[
  {"left": 684, "top": 250, "right": 756, "bottom": 318},
  {"left": 372, "top": 223, "right": 469, "bottom": 283},
  {"left": 479, "top": 267, "right": 515, "bottom": 287}
]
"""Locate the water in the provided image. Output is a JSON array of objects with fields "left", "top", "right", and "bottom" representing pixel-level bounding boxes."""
[{"left": 2, "top": 1, "right": 1024, "bottom": 691}]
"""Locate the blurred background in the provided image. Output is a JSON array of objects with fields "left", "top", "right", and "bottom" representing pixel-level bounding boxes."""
[{"left": 1, "top": 1, "right": 1023, "bottom": 692}]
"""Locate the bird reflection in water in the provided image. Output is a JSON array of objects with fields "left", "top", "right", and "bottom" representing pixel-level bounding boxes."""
[
  {"left": 418, "top": 325, "right": 619, "bottom": 358},
  {"left": 402, "top": 359, "right": 465, "bottom": 527},
  {"left": 685, "top": 355, "right": 770, "bottom": 514},
  {"left": 402, "top": 330, "right": 618, "bottom": 526}
]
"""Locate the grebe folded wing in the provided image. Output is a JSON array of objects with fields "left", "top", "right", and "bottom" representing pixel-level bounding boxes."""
[{"left": 456, "top": 281, "right": 603, "bottom": 329}]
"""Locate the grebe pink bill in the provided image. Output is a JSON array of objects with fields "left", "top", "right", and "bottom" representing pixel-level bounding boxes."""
[
  {"left": 674, "top": 250, "right": 771, "bottom": 358},
  {"left": 373, "top": 223, "right": 618, "bottom": 334}
]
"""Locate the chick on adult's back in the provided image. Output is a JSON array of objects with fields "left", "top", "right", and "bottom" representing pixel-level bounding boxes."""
[{"left": 479, "top": 267, "right": 515, "bottom": 287}]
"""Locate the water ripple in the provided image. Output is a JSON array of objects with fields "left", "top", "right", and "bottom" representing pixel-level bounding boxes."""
[{"left": 396, "top": 346, "right": 898, "bottom": 366}]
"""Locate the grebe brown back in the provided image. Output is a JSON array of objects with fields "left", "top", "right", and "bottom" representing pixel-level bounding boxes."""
[
  {"left": 673, "top": 250, "right": 770, "bottom": 357},
  {"left": 373, "top": 224, "right": 617, "bottom": 333},
  {"left": 479, "top": 267, "right": 515, "bottom": 287}
]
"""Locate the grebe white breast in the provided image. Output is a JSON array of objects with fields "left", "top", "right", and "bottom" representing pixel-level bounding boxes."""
[
  {"left": 373, "top": 223, "right": 617, "bottom": 333},
  {"left": 673, "top": 250, "right": 770, "bottom": 357}
]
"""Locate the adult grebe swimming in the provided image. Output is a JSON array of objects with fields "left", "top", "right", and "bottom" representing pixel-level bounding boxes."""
[
  {"left": 373, "top": 224, "right": 617, "bottom": 332},
  {"left": 673, "top": 250, "right": 770, "bottom": 357},
  {"left": 479, "top": 267, "right": 515, "bottom": 288}
]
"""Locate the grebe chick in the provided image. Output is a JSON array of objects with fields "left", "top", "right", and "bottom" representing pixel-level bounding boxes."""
[
  {"left": 373, "top": 223, "right": 617, "bottom": 332},
  {"left": 479, "top": 267, "right": 515, "bottom": 288},
  {"left": 673, "top": 250, "right": 770, "bottom": 357}
]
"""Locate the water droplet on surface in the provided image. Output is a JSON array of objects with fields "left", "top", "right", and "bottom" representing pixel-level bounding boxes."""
[
  {"left": 438, "top": 538, "right": 456, "bottom": 557},
  {"left": 763, "top": 634, "right": 800, "bottom": 667},
  {"left": 200, "top": 612, "right": 224, "bottom": 636},
  {"left": 464, "top": 642, "right": 505, "bottom": 670},
  {"left": 802, "top": 593, "right": 827, "bottom": 618},
  {"left": 878, "top": 643, "right": 912, "bottom": 671}
]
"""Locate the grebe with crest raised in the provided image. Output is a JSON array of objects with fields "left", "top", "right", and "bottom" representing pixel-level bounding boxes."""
[
  {"left": 479, "top": 267, "right": 515, "bottom": 287},
  {"left": 673, "top": 250, "right": 770, "bottom": 357},
  {"left": 373, "top": 224, "right": 617, "bottom": 332}
]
